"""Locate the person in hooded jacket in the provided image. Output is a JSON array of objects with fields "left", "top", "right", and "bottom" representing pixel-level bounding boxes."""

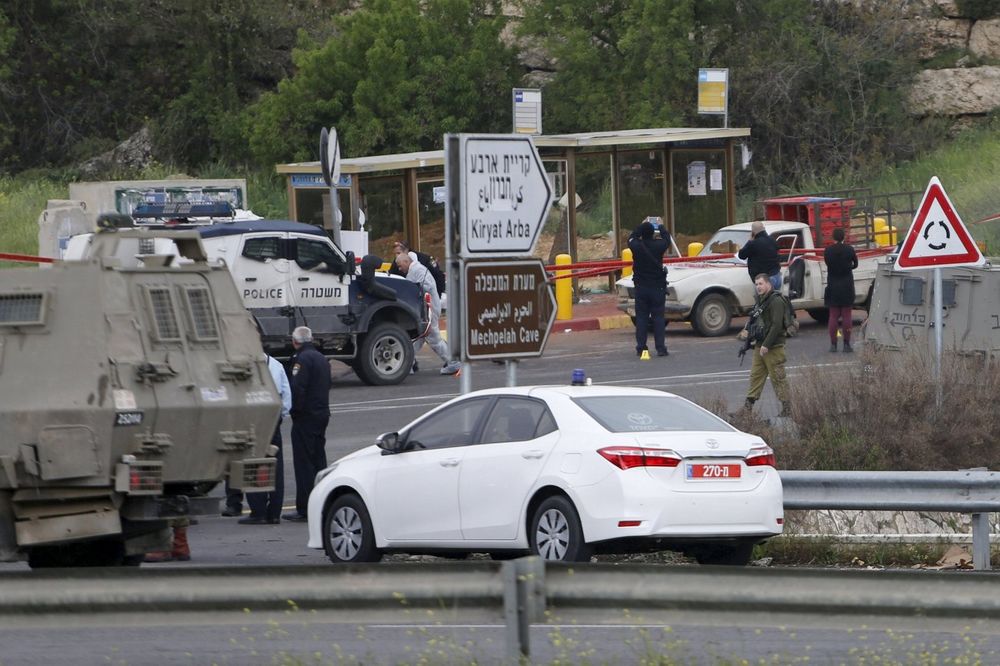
[
  {"left": 823, "top": 227, "right": 859, "bottom": 352},
  {"left": 628, "top": 219, "right": 670, "bottom": 357}
]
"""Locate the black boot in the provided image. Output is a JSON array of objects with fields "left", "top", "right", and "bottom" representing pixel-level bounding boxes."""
[
  {"left": 780, "top": 401, "right": 792, "bottom": 417},
  {"left": 742, "top": 397, "right": 756, "bottom": 414}
]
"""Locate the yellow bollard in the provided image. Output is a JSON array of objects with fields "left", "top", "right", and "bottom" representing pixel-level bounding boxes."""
[
  {"left": 873, "top": 217, "right": 888, "bottom": 247},
  {"left": 621, "top": 248, "right": 633, "bottom": 278},
  {"left": 687, "top": 242, "right": 704, "bottom": 257},
  {"left": 555, "top": 253, "right": 573, "bottom": 321}
]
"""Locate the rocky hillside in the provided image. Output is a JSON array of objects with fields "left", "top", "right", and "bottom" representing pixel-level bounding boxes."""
[{"left": 873, "top": 1, "right": 998, "bottom": 116}]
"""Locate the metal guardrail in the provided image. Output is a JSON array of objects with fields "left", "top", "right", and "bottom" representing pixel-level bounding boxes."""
[
  {"left": 780, "top": 470, "right": 1000, "bottom": 571},
  {"left": 5, "top": 561, "right": 1000, "bottom": 661}
]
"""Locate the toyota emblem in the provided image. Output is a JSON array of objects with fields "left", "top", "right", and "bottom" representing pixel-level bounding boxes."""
[{"left": 706, "top": 439, "right": 720, "bottom": 449}]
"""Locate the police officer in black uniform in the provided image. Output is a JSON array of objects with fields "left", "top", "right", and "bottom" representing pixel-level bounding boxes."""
[
  {"left": 628, "top": 218, "right": 670, "bottom": 357},
  {"left": 282, "top": 326, "right": 331, "bottom": 522}
]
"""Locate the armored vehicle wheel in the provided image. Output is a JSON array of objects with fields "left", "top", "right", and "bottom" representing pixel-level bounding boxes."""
[
  {"left": 355, "top": 323, "right": 413, "bottom": 386},
  {"left": 28, "top": 539, "right": 127, "bottom": 568},
  {"left": 690, "top": 540, "right": 756, "bottom": 566},
  {"left": 692, "top": 293, "right": 731, "bottom": 337},
  {"left": 807, "top": 308, "right": 829, "bottom": 324},
  {"left": 323, "top": 494, "right": 381, "bottom": 563}
]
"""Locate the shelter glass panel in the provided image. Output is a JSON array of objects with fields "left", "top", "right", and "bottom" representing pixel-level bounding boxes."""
[
  {"left": 574, "top": 153, "right": 614, "bottom": 264},
  {"left": 293, "top": 189, "right": 325, "bottom": 228},
  {"left": 538, "top": 160, "right": 567, "bottom": 264},
  {"left": 417, "top": 178, "right": 446, "bottom": 263},
  {"left": 361, "top": 177, "right": 404, "bottom": 260},
  {"left": 617, "top": 150, "right": 666, "bottom": 249},
  {"left": 670, "top": 149, "right": 728, "bottom": 252}
]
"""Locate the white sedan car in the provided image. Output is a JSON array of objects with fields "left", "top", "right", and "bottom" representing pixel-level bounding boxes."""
[{"left": 307, "top": 385, "right": 783, "bottom": 565}]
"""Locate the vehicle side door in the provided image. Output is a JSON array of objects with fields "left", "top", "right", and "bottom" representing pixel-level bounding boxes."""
[
  {"left": 230, "top": 233, "right": 291, "bottom": 310},
  {"left": 287, "top": 236, "right": 351, "bottom": 308},
  {"left": 459, "top": 397, "right": 560, "bottom": 540},
  {"left": 374, "top": 397, "right": 492, "bottom": 542}
]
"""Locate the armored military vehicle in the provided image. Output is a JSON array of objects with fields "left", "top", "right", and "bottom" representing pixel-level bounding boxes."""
[
  {"left": 0, "top": 220, "right": 279, "bottom": 567},
  {"left": 864, "top": 258, "right": 1000, "bottom": 357}
]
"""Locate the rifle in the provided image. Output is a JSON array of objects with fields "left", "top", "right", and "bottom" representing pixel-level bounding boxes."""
[
  {"left": 737, "top": 301, "right": 765, "bottom": 366},
  {"left": 737, "top": 327, "right": 752, "bottom": 366}
]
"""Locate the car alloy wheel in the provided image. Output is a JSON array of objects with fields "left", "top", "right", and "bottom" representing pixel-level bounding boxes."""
[
  {"left": 530, "top": 495, "right": 593, "bottom": 563},
  {"left": 536, "top": 508, "right": 569, "bottom": 560},
  {"left": 330, "top": 505, "right": 363, "bottom": 561},
  {"left": 322, "top": 494, "right": 381, "bottom": 563}
]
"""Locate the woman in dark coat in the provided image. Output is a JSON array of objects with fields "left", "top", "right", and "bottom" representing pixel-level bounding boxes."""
[{"left": 824, "top": 227, "right": 859, "bottom": 352}]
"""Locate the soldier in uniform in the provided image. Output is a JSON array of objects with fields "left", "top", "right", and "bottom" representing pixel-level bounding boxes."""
[{"left": 282, "top": 326, "right": 331, "bottom": 522}]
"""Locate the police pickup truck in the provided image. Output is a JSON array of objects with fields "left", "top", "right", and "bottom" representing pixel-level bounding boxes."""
[{"left": 66, "top": 217, "right": 427, "bottom": 386}]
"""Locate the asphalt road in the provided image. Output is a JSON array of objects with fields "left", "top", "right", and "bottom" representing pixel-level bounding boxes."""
[
  {"left": 1, "top": 315, "right": 855, "bottom": 572},
  {"left": 3, "top": 314, "right": 992, "bottom": 665}
]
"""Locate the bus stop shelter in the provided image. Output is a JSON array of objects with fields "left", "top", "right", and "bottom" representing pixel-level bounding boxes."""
[{"left": 276, "top": 127, "right": 750, "bottom": 265}]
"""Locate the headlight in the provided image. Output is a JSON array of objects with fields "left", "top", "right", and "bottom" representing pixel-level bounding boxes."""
[{"left": 314, "top": 463, "right": 338, "bottom": 485}]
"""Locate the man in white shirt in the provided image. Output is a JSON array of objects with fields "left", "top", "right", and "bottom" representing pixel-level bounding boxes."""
[
  {"left": 395, "top": 251, "right": 461, "bottom": 375},
  {"left": 240, "top": 354, "right": 293, "bottom": 524}
]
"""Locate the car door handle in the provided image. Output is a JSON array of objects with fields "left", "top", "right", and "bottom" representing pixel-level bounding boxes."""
[
  {"left": 298, "top": 277, "right": 310, "bottom": 282},
  {"left": 439, "top": 458, "right": 460, "bottom": 467},
  {"left": 521, "top": 450, "right": 544, "bottom": 460},
  {"left": 244, "top": 277, "right": 257, "bottom": 282}
]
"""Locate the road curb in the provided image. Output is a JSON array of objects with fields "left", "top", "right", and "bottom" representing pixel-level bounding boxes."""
[{"left": 553, "top": 314, "right": 632, "bottom": 333}]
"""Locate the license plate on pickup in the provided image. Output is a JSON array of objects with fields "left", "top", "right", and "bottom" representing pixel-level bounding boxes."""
[{"left": 686, "top": 463, "right": 741, "bottom": 479}]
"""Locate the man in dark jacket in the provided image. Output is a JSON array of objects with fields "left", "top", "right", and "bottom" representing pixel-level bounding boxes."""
[
  {"left": 628, "top": 219, "right": 670, "bottom": 357},
  {"left": 283, "top": 326, "right": 331, "bottom": 522},
  {"left": 738, "top": 221, "right": 781, "bottom": 289},
  {"left": 743, "top": 274, "right": 791, "bottom": 417},
  {"left": 823, "top": 227, "right": 859, "bottom": 352}
]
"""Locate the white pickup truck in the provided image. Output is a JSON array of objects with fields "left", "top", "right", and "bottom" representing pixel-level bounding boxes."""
[{"left": 616, "top": 220, "right": 891, "bottom": 336}]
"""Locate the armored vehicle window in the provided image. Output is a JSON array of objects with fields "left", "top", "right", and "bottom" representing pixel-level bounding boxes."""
[
  {"left": 242, "top": 237, "right": 281, "bottom": 262},
  {"left": 182, "top": 287, "right": 219, "bottom": 340},
  {"left": 145, "top": 287, "right": 181, "bottom": 341},
  {"left": 296, "top": 239, "right": 343, "bottom": 272},
  {"left": 0, "top": 293, "right": 45, "bottom": 326}
]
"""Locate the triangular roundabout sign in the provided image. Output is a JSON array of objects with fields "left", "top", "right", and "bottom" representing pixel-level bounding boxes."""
[{"left": 896, "top": 176, "right": 984, "bottom": 270}]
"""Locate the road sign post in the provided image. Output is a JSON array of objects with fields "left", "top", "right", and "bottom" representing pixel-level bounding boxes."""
[
  {"left": 895, "top": 177, "right": 984, "bottom": 394},
  {"left": 444, "top": 133, "right": 555, "bottom": 393}
]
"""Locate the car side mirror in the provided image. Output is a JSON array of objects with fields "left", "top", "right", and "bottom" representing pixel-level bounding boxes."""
[
  {"left": 376, "top": 431, "right": 402, "bottom": 454},
  {"left": 344, "top": 251, "right": 356, "bottom": 276}
]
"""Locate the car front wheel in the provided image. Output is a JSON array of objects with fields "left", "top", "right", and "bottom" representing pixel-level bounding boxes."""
[
  {"left": 692, "top": 293, "right": 731, "bottom": 337},
  {"left": 323, "top": 494, "right": 381, "bottom": 563},
  {"left": 529, "top": 496, "right": 593, "bottom": 562},
  {"left": 355, "top": 322, "right": 413, "bottom": 386}
]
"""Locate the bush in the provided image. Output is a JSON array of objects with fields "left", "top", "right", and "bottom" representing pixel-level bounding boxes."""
[{"left": 725, "top": 346, "right": 1000, "bottom": 471}]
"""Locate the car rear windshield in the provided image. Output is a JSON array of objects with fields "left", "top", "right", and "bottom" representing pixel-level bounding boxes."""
[{"left": 572, "top": 396, "right": 735, "bottom": 433}]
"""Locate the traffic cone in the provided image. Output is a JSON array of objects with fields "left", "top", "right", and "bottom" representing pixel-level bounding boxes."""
[{"left": 640, "top": 349, "right": 651, "bottom": 360}]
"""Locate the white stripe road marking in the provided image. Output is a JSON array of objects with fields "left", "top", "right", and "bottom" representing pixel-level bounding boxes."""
[
  {"left": 325, "top": 362, "right": 850, "bottom": 411},
  {"left": 365, "top": 624, "right": 674, "bottom": 630}
]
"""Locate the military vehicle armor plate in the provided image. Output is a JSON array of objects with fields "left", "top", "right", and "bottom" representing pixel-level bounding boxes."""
[{"left": 0, "top": 223, "right": 279, "bottom": 567}]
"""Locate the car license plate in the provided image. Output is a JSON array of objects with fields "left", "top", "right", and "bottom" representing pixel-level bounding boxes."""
[{"left": 687, "top": 463, "right": 741, "bottom": 479}]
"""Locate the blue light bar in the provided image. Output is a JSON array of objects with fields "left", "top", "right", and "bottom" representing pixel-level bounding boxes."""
[{"left": 132, "top": 202, "right": 235, "bottom": 219}]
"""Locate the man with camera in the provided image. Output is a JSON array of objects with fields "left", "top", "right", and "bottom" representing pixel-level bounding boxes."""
[{"left": 628, "top": 217, "right": 670, "bottom": 357}]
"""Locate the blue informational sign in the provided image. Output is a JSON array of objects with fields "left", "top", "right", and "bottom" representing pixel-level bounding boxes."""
[{"left": 291, "top": 173, "right": 352, "bottom": 188}]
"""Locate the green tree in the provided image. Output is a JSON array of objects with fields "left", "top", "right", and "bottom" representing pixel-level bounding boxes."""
[
  {"left": 515, "top": 0, "right": 695, "bottom": 132},
  {"left": 0, "top": 0, "right": 340, "bottom": 172},
  {"left": 696, "top": 0, "right": 931, "bottom": 189},
  {"left": 244, "top": 0, "right": 522, "bottom": 165},
  {"left": 0, "top": 8, "right": 15, "bottom": 159}
]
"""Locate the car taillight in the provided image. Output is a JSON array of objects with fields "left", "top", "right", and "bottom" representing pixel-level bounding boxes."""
[
  {"left": 598, "top": 446, "right": 681, "bottom": 470},
  {"left": 745, "top": 446, "right": 776, "bottom": 467}
]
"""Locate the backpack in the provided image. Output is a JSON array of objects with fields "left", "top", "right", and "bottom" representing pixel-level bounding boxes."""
[{"left": 779, "top": 293, "right": 799, "bottom": 337}]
